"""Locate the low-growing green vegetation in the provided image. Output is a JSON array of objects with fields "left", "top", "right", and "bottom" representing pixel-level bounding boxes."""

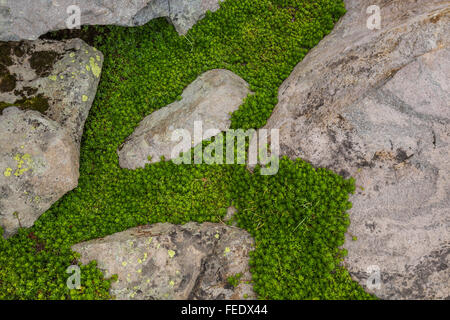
[
  {"left": 0, "top": 0, "right": 375, "bottom": 300},
  {"left": 227, "top": 273, "right": 243, "bottom": 288}
]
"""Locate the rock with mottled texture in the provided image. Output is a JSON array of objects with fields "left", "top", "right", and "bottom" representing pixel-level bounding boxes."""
[
  {"left": 254, "top": 0, "right": 450, "bottom": 299},
  {"left": 0, "top": 39, "right": 103, "bottom": 143},
  {"left": 0, "top": 39, "right": 103, "bottom": 237},
  {"left": 72, "top": 222, "right": 256, "bottom": 300},
  {"left": 0, "top": 0, "right": 222, "bottom": 41},
  {"left": 118, "top": 69, "right": 251, "bottom": 169},
  {"left": 0, "top": 107, "right": 78, "bottom": 237}
]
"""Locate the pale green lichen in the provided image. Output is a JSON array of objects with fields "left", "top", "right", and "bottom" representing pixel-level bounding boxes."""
[
  {"left": 89, "top": 57, "right": 101, "bottom": 78},
  {"left": 13, "top": 153, "right": 33, "bottom": 177},
  {"left": 82, "top": 95, "right": 88, "bottom": 102},
  {"left": 168, "top": 250, "right": 175, "bottom": 258},
  {"left": 3, "top": 167, "right": 12, "bottom": 177}
]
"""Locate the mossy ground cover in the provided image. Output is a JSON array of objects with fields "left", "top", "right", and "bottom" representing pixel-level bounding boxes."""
[{"left": 0, "top": 0, "right": 375, "bottom": 299}]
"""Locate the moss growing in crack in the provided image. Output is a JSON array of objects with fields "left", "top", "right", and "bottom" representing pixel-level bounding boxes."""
[
  {"left": 29, "top": 51, "right": 61, "bottom": 77},
  {"left": 227, "top": 273, "right": 242, "bottom": 288},
  {"left": 0, "top": 63, "right": 17, "bottom": 93},
  {"left": 0, "top": 94, "right": 50, "bottom": 114},
  {"left": 0, "top": 43, "right": 13, "bottom": 67},
  {"left": 0, "top": 73, "right": 16, "bottom": 93}
]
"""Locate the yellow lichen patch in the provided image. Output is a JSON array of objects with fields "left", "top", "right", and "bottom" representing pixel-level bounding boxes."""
[
  {"left": 215, "top": 233, "right": 220, "bottom": 239},
  {"left": 82, "top": 95, "right": 88, "bottom": 102},
  {"left": 86, "top": 65, "right": 90, "bottom": 72},
  {"left": 89, "top": 57, "right": 101, "bottom": 78},
  {"left": 49, "top": 75, "right": 57, "bottom": 81},
  {"left": 96, "top": 55, "right": 101, "bottom": 62},
  {"left": 13, "top": 153, "right": 33, "bottom": 177},
  {"left": 3, "top": 167, "right": 12, "bottom": 177},
  {"left": 169, "top": 280, "right": 175, "bottom": 287},
  {"left": 69, "top": 52, "right": 75, "bottom": 58},
  {"left": 224, "top": 247, "right": 231, "bottom": 256},
  {"left": 122, "top": 261, "right": 127, "bottom": 267},
  {"left": 168, "top": 250, "right": 176, "bottom": 258},
  {"left": 59, "top": 75, "right": 64, "bottom": 79}
]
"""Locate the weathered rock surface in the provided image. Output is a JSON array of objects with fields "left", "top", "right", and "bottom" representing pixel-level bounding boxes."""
[
  {"left": 0, "top": 39, "right": 103, "bottom": 237},
  {"left": 0, "top": 107, "right": 78, "bottom": 237},
  {"left": 0, "top": 0, "right": 222, "bottom": 41},
  {"left": 72, "top": 222, "right": 256, "bottom": 300},
  {"left": 118, "top": 69, "right": 251, "bottom": 169},
  {"left": 255, "top": 0, "right": 450, "bottom": 299}
]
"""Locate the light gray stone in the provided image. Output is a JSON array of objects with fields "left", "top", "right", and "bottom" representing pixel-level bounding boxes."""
[
  {"left": 0, "top": 0, "right": 222, "bottom": 41},
  {"left": 254, "top": 0, "right": 450, "bottom": 299},
  {"left": 0, "top": 107, "right": 79, "bottom": 238},
  {"left": 118, "top": 69, "right": 251, "bottom": 169},
  {"left": 0, "top": 39, "right": 103, "bottom": 237},
  {"left": 72, "top": 222, "right": 256, "bottom": 300}
]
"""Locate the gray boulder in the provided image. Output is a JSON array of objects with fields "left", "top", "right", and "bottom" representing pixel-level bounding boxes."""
[
  {"left": 72, "top": 222, "right": 256, "bottom": 300},
  {"left": 0, "top": 0, "right": 222, "bottom": 41},
  {"left": 0, "top": 39, "right": 103, "bottom": 237},
  {"left": 0, "top": 108, "right": 78, "bottom": 237},
  {"left": 118, "top": 69, "right": 251, "bottom": 169},
  {"left": 254, "top": 0, "right": 449, "bottom": 299}
]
